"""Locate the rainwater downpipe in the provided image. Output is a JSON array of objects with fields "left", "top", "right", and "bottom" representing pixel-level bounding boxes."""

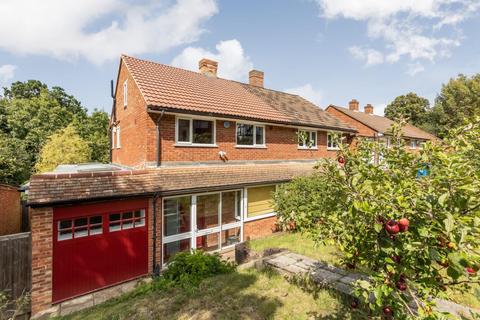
[{"left": 152, "top": 192, "right": 161, "bottom": 277}]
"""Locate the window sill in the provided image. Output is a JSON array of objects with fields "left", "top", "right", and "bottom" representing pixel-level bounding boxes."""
[
  {"left": 298, "top": 147, "right": 318, "bottom": 150},
  {"left": 244, "top": 212, "right": 276, "bottom": 222},
  {"left": 235, "top": 145, "right": 267, "bottom": 149},
  {"left": 327, "top": 147, "right": 340, "bottom": 151},
  {"left": 174, "top": 143, "right": 218, "bottom": 148}
]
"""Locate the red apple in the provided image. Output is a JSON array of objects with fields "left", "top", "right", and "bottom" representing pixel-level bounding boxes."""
[
  {"left": 399, "top": 218, "right": 409, "bottom": 232},
  {"left": 392, "top": 255, "right": 401, "bottom": 264},
  {"left": 338, "top": 156, "right": 345, "bottom": 164},
  {"left": 383, "top": 306, "right": 393, "bottom": 316},
  {"left": 350, "top": 299, "right": 359, "bottom": 309},
  {"left": 466, "top": 267, "right": 476, "bottom": 275},
  {"left": 396, "top": 281, "right": 407, "bottom": 291},
  {"left": 385, "top": 220, "right": 400, "bottom": 235}
]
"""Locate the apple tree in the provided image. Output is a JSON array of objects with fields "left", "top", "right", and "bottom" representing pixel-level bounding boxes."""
[{"left": 274, "top": 119, "right": 480, "bottom": 319}]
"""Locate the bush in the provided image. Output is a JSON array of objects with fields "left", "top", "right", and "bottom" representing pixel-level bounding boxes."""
[
  {"left": 274, "top": 119, "right": 480, "bottom": 319},
  {"left": 152, "top": 250, "right": 236, "bottom": 292}
]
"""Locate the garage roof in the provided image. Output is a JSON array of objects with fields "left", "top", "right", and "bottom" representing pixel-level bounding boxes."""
[{"left": 28, "top": 162, "right": 316, "bottom": 207}]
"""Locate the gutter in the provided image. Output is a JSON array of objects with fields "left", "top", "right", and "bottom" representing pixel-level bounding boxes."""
[{"left": 155, "top": 110, "right": 165, "bottom": 167}]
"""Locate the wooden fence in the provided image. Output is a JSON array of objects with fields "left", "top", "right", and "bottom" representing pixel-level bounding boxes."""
[{"left": 0, "top": 232, "right": 31, "bottom": 317}]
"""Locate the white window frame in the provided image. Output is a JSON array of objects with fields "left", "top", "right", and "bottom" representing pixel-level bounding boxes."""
[
  {"left": 327, "top": 132, "right": 340, "bottom": 150},
  {"left": 123, "top": 80, "right": 128, "bottom": 108},
  {"left": 116, "top": 126, "right": 121, "bottom": 149},
  {"left": 235, "top": 122, "right": 266, "bottom": 148},
  {"left": 409, "top": 139, "right": 417, "bottom": 149},
  {"left": 297, "top": 129, "right": 318, "bottom": 150},
  {"left": 162, "top": 189, "right": 244, "bottom": 266},
  {"left": 175, "top": 116, "right": 217, "bottom": 147},
  {"left": 243, "top": 184, "right": 278, "bottom": 222},
  {"left": 111, "top": 127, "right": 116, "bottom": 149}
]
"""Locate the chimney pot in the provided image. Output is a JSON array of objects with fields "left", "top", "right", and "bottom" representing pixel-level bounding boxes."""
[
  {"left": 364, "top": 104, "right": 374, "bottom": 114},
  {"left": 349, "top": 99, "right": 359, "bottom": 111},
  {"left": 249, "top": 70, "right": 264, "bottom": 87},
  {"left": 199, "top": 58, "right": 218, "bottom": 77}
]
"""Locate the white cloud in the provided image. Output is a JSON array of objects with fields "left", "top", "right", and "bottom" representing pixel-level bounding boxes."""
[
  {"left": 315, "top": 0, "right": 480, "bottom": 70},
  {"left": 0, "top": 0, "right": 218, "bottom": 65},
  {"left": 285, "top": 84, "right": 323, "bottom": 106},
  {"left": 406, "top": 62, "right": 426, "bottom": 76},
  {"left": 171, "top": 39, "right": 253, "bottom": 81},
  {"left": 349, "top": 46, "right": 384, "bottom": 66},
  {"left": 0, "top": 64, "right": 16, "bottom": 84}
]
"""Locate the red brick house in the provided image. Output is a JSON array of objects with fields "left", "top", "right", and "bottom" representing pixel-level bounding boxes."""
[
  {"left": 326, "top": 100, "right": 436, "bottom": 149},
  {"left": 28, "top": 55, "right": 357, "bottom": 317}
]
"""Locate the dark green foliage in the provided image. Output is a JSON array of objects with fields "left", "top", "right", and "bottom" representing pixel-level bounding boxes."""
[
  {"left": 384, "top": 92, "right": 430, "bottom": 130},
  {"left": 152, "top": 250, "right": 236, "bottom": 292},
  {"left": 0, "top": 80, "right": 110, "bottom": 184}
]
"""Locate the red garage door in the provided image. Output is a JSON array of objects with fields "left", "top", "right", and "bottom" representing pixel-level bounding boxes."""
[{"left": 52, "top": 198, "right": 149, "bottom": 303}]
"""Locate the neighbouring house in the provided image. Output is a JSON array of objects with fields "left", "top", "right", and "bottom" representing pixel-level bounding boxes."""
[
  {"left": 28, "top": 55, "right": 357, "bottom": 317},
  {"left": 326, "top": 100, "right": 436, "bottom": 150},
  {"left": 0, "top": 183, "right": 21, "bottom": 235}
]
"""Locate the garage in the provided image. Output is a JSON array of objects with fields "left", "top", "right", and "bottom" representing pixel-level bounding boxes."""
[{"left": 52, "top": 198, "right": 149, "bottom": 303}]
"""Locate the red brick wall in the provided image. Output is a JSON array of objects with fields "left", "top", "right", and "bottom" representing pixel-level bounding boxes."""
[
  {"left": 30, "top": 206, "right": 53, "bottom": 316},
  {"left": 111, "top": 60, "right": 155, "bottom": 168},
  {"left": 148, "top": 197, "right": 162, "bottom": 273},
  {"left": 326, "top": 107, "right": 376, "bottom": 138},
  {"left": 243, "top": 216, "right": 278, "bottom": 241},
  {"left": 149, "top": 114, "right": 338, "bottom": 164},
  {"left": 0, "top": 184, "right": 21, "bottom": 235}
]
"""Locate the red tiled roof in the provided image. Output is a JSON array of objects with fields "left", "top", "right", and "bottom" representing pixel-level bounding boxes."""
[
  {"left": 28, "top": 162, "right": 316, "bottom": 206},
  {"left": 122, "top": 55, "right": 356, "bottom": 132},
  {"left": 327, "top": 105, "right": 436, "bottom": 140}
]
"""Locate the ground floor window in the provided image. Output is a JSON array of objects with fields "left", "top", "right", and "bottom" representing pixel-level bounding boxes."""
[
  {"left": 246, "top": 185, "right": 277, "bottom": 220},
  {"left": 162, "top": 190, "right": 243, "bottom": 264}
]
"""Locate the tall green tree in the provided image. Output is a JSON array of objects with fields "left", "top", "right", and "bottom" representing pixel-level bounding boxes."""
[
  {"left": 431, "top": 73, "right": 480, "bottom": 138},
  {"left": 384, "top": 93, "right": 430, "bottom": 130},
  {"left": 0, "top": 133, "right": 30, "bottom": 185},
  {"left": 35, "top": 125, "right": 91, "bottom": 173},
  {"left": 0, "top": 80, "right": 110, "bottom": 184}
]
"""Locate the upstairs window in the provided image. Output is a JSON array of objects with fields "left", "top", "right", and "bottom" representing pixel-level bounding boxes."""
[
  {"left": 123, "top": 80, "right": 128, "bottom": 108},
  {"left": 327, "top": 132, "right": 339, "bottom": 150},
  {"left": 176, "top": 118, "right": 215, "bottom": 145},
  {"left": 111, "top": 127, "right": 116, "bottom": 149},
  {"left": 298, "top": 130, "right": 317, "bottom": 149},
  {"left": 236, "top": 123, "right": 265, "bottom": 147},
  {"left": 116, "top": 126, "right": 121, "bottom": 149}
]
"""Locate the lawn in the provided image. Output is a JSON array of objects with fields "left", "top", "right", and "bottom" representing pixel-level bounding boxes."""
[
  {"left": 58, "top": 268, "right": 363, "bottom": 320},
  {"left": 249, "top": 232, "right": 480, "bottom": 310}
]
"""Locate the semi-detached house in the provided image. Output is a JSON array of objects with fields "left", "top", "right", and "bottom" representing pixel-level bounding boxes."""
[{"left": 28, "top": 55, "right": 358, "bottom": 317}]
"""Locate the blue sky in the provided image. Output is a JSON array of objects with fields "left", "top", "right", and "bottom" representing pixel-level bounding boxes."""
[{"left": 0, "top": 0, "right": 479, "bottom": 115}]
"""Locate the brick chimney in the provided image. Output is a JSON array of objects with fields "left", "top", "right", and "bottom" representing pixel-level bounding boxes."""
[
  {"left": 364, "top": 104, "right": 374, "bottom": 114},
  {"left": 349, "top": 99, "right": 359, "bottom": 111},
  {"left": 199, "top": 58, "right": 218, "bottom": 77},
  {"left": 249, "top": 70, "right": 264, "bottom": 87}
]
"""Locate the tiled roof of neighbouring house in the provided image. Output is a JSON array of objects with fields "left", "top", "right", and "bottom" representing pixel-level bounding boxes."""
[
  {"left": 327, "top": 105, "right": 436, "bottom": 140},
  {"left": 121, "top": 55, "right": 356, "bottom": 132},
  {"left": 27, "top": 162, "right": 317, "bottom": 206}
]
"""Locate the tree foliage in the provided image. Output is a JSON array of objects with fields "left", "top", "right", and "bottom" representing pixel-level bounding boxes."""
[
  {"left": 384, "top": 93, "right": 430, "bottom": 129},
  {"left": 0, "top": 133, "right": 30, "bottom": 185},
  {"left": 35, "top": 125, "right": 91, "bottom": 173},
  {"left": 274, "top": 120, "right": 480, "bottom": 319},
  {"left": 0, "top": 80, "right": 110, "bottom": 184},
  {"left": 431, "top": 73, "right": 480, "bottom": 138}
]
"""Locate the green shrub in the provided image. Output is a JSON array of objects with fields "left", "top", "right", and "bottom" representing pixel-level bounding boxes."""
[{"left": 152, "top": 250, "right": 236, "bottom": 292}]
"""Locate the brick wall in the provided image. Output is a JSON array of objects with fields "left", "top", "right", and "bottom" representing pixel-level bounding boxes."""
[
  {"left": 148, "top": 114, "right": 339, "bottom": 164},
  {"left": 325, "top": 107, "right": 377, "bottom": 137},
  {"left": 111, "top": 60, "right": 154, "bottom": 168},
  {"left": 148, "top": 197, "right": 162, "bottom": 273},
  {"left": 243, "top": 216, "right": 278, "bottom": 241},
  {"left": 0, "top": 184, "right": 21, "bottom": 235},
  {"left": 30, "top": 206, "right": 53, "bottom": 316}
]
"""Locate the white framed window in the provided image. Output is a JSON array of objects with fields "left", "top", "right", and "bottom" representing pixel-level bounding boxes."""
[
  {"left": 236, "top": 123, "right": 265, "bottom": 147},
  {"left": 57, "top": 215, "right": 103, "bottom": 241},
  {"left": 327, "top": 132, "right": 339, "bottom": 150},
  {"left": 175, "top": 117, "right": 216, "bottom": 146},
  {"left": 298, "top": 130, "right": 317, "bottom": 149},
  {"left": 109, "top": 210, "right": 145, "bottom": 232},
  {"left": 409, "top": 140, "right": 417, "bottom": 149},
  {"left": 116, "top": 126, "right": 121, "bottom": 149},
  {"left": 111, "top": 127, "right": 116, "bottom": 149},
  {"left": 123, "top": 80, "right": 128, "bottom": 108},
  {"left": 244, "top": 184, "right": 278, "bottom": 221}
]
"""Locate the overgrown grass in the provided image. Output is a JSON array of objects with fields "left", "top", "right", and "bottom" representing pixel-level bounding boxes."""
[
  {"left": 249, "top": 232, "right": 342, "bottom": 266},
  {"left": 58, "top": 268, "right": 363, "bottom": 320},
  {"left": 250, "top": 232, "right": 480, "bottom": 310}
]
